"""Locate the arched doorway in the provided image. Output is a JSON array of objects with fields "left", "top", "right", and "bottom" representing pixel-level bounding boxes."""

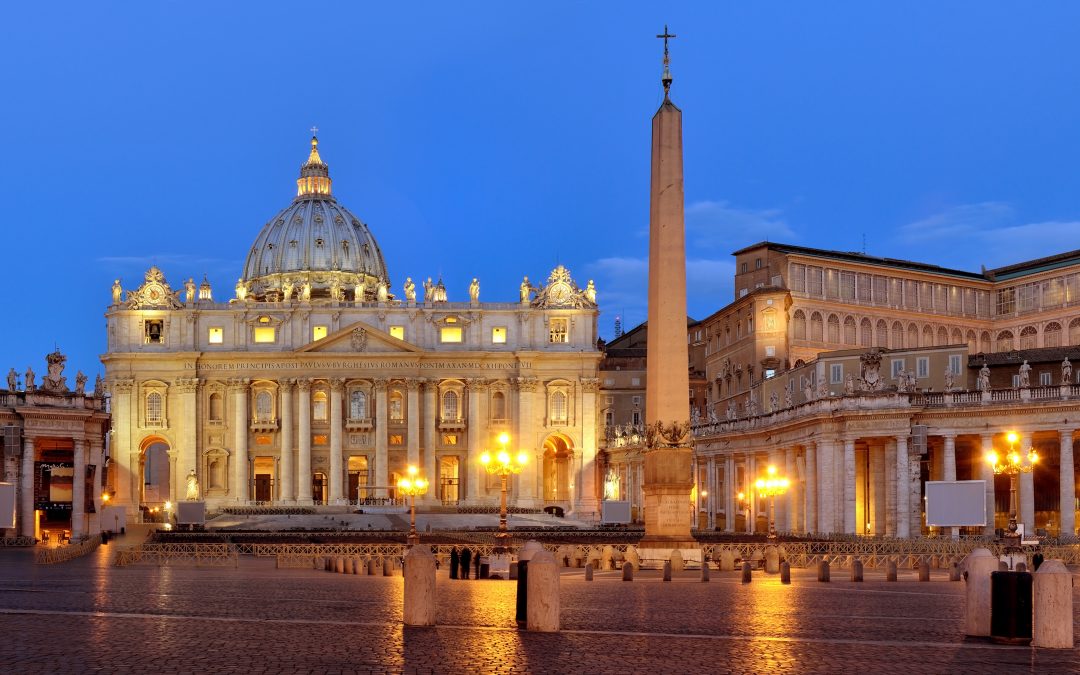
[
  {"left": 542, "top": 434, "right": 574, "bottom": 503},
  {"left": 139, "top": 436, "right": 171, "bottom": 512}
]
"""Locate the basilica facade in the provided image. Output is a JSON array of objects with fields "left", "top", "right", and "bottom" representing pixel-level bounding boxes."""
[{"left": 103, "top": 137, "right": 602, "bottom": 521}]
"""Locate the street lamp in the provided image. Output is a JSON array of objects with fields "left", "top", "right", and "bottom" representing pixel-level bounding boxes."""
[
  {"left": 480, "top": 432, "right": 528, "bottom": 552},
  {"left": 397, "top": 465, "right": 429, "bottom": 546},
  {"left": 984, "top": 431, "right": 1038, "bottom": 549},
  {"left": 755, "top": 465, "right": 791, "bottom": 540}
]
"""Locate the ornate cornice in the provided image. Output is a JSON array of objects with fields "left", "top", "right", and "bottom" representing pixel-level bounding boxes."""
[
  {"left": 173, "top": 377, "right": 200, "bottom": 394},
  {"left": 580, "top": 377, "right": 600, "bottom": 393},
  {"left": 110, "top": 378, "right": 135, "bottom": 393},
  {"left": 515, "top": 376, "right": 538, "bottom": 393},
  {"left": 330, "top": 378, "right": 345, "bottom": 392}
]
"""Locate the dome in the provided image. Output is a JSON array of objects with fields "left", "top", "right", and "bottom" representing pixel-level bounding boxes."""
[{"left": 239, "top": 136, "right": 390, "bottom": 302}]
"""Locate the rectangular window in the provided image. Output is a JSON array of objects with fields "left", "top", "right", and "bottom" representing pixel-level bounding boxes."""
[
  {"left": 964, "top": 288, "right": 977, "bottom": 316},
  {"left": 1040, "top": 372, "right": 1052, "bottom": 386},
  {"left": 632, "top": 395, "right": 641, "bottom": 406},
  {"left": 631, "top": 377, "right": 641, "bottom": 386},
  {"left": 935, "top": 284, "right": 947, "bottom": 312},
  {"left": 389, "top": 434, "right": 404, "bottom": 446},
  {"left": 443, "top": 434, "right": 458, "bottom": 446},
  {"left": 632, "top": 411, "right": 642, "bottom": 425},
  {"left": 996, "top": 287, "right": 1016, "bottom": 315},
  {"left": 208, "top": 327, "right": 223, "bottom": 344},
  {"left": 1012, "top": 374, "right": 1021, "bottom": 388},
  {"left": 891, "top": 359, "right": 905, "bottom": 378},
  {"left": 765, "top": 345, "right": 775, "bottom": 357},
  {"left": 313, "top": 325, "right": 328, "bottom": 341},
  {"left": 948, "top": 354, "right": 962, "bottom": 375},
  {"left": 491, "top": 327, "right": 507, "bottom": 344},
  {"left": 389, "top": 326, "right": 404, "bottom": 340},
  {"left": 807, "top": 266, "right": 823, "bottom": 296},
  {"left": 825, "top": 269, "right": 840, "bottom": 299},
  {"left": 549, "top": 318, "right": 569, "bottom": 343},
  {"left": 253, "top": 326, "right": 276, "bottom": 343},
  {"left": 1043, "top": 278, "right": 1064, "bottom": 307},
  {"left": 1017, "top": 282, "right": 1038, "bottom": 312},
  {"left": 904, "top": 280, "right": 919, "bottom": 309},
  {"left": 603, "top": 378, "right": 615, "bottom": 386},
  {"left": 830, "top": 364, "right": 842, "bottom": 384},
  {"left": 440, "top": 327, "right": 463, "bottom": 343},
  {"left": 857, "top": 273, "right": 872, "bottom": 303},
  {"left": 605, "top": 411, "right": 614, "bottom": 426},
  {"left": 313, "top": 434, "right": 328, "bottom": 446},
  {"left": 764, "top": 369, "right": 775, "bottom": 379},
  {"left": 873, "top": 276, "right": 888, "bottom": 305},
  {"left": 917, "top": 357, "right": 929, "bottom": 379},
  {"left": 920, "top": 282, "right": 933, "bottom": 310}
]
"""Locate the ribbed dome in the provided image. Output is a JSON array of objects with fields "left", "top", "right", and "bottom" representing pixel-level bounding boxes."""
[{"left": 239, "top": 137, "right": 390, "bottom": 303}]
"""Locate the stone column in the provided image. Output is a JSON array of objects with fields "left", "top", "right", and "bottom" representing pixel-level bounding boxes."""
[
  {"left": 88, "top": 437, "right": 104, "bottom": 536},
  {"left": 175, "top": 378, "right": 199, "bottom": 503},
  {"left": 746, "top": 453, "right": 757, "bottom": 534},
  {"left": 817, "top": 440, "right": 835, "bottom": 535},
  {"left": 980, "top": 434, "right": 995, "bottom": 536},
  {"left": 329, "top": 378, "right": 344, "bottom": 504},
  {"left": 407, "top": 379, "right": 421, "bottom": 469},
  {"left": 884, "top": 440, "right": 897, "bottom": 537},
  {"left": 785, "top": 447, "right": 797, "bottom": 532},
  {"left": 804, "top": 443, "right": 817, "bottom": 534},
  {"left": 110, "top": 379, "right": 135, "bottom": 515},
  {"left": 20, "top": 436, "right": 35, "bottom": 538},
  {"left": 869, "top": 442, "right": 886, "bottom": 536},
  {"left": 724, "top": 455, "right": 736, "bottom": 532},
  {"left": 422, "top": 379, "right": 437, "bottom": 504},
  {"left": 297, "top": 379, "right": 312, "bottom": 504},
  {"left": 895, "top": 434, "right": 910, "bottom": 538},
  {"left": 374, "top": 379, "right": 389, "bottom": 498},
  {"left": 1019, "top": 431, "right": 1035, "bottom": 534},
  {"left": 1059, "top": 428, "right": 1076, "bottom": 537},
  {"left": 843, "top": 437, "right": 856, "bottom": 535},
  {"left": 230, "top": 378, "right": 250, "bottom": 503},
  {"left": 71, "top": 438, "right": 86, "bottom": 539},
  {"left": 706, "top": 457, "right": 716, "bottom": 529},
  {"left": 465, "top": 379, "right": 482, "bottom": 504},
  {"left": 279, "top": 379, "right": 294, "bottom": 503},
  {"left": 129, "top": 451, "right": 141, "bottom": 516},
  {"left": 578, "top": 378, "right": 599, "bottom": 519},
  {"left": 515, "top": 377, "right": 538, "bottom": 507}
]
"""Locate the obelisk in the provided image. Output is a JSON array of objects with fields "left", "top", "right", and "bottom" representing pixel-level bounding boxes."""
[{"left": 640, "top": 26, "right": 695, "bottom": 548}]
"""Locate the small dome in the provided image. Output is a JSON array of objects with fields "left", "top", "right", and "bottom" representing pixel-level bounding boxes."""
[{"left": 239, "top": 137, "right": 390, "bottom": 302}]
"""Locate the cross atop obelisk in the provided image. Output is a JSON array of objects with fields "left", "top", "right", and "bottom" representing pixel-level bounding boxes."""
[{"left": 656, "top": 25, "right": 676, "bottom": 97}]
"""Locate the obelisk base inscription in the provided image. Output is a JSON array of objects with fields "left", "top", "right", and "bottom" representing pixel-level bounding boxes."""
[{"left": 639, "top": 446, "right": 695, "bottom": 548}]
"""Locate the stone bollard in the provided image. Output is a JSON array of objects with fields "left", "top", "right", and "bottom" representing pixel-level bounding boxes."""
[
  {"left": 851, "top": 559, "right": 864, "bottom": 582},
  {"left": 701, "top": 561, "right": 710, "bottom": 583},
  {"left": 584, "top": 563, "right": 593, "bottom": 581},
  {"left": 663, "top": 561, "right": 672, "bottom": 582},
  {"left": 509, "top": 562, "right": 519, "bottom": 580},
  {"left": 963, "top": 548, "right": 998, "bottom": 638},
  {"left": 670, "top": 550, "right": 684, "bottom": 572},
  {"left": 602, "top": 545, "right": 614, "bottom": 571},
  {"left": 622, "top": 561, "right": 634, "bottom": 581},
  {"left": 818, "top": 559, "right": 830, "bottom": 583},
  {"left": 1015, "top": 562, "right": 1027, "bottom": 573},
  {"left": 625, "top": 546, "right": 640, "bottom": 571},
  {"left": 526, "top": 551, "right": 559, "bottom": 632},
  {"left": 516, "top": 540, "right": 545, "bottom": 624},
  {"left": 403, "top": 546, "right": 436, "bottom": 627},
  {"left": 918, "top": 558, "right": 930, "bottom": 582},
  {"left": 998, "top": 560, "right": 1009, "bottom": 572},
  {"left": 351, "top": 557, "right": 361, "bottom": 575},
  {"left": 741, "top": 561, "right": 752, "bottom": 584},
  {"left": 368, "top": 559, "right": 378, "bottom": 575},
  {"left": 719, "top": 548, "right": 735, "bottom": 572},
  {"left": 765, "top": 546, "right": 780, "bottom": 574},
  {"left": 886, "top": 559, "right": 897, "bottom": 582},
  {"left": 780, "top": 560, "right": 791, "bottom": 584},
  {"left": 384, "top": 557, "right": 394, "bottom": 576},
  {"left": 1033, "top": 560, "right": 1074, "bottom": 648},
  {"left": 335, "top": 557, "right": 345, "bottom": 574},
  {"left": 949, "top": 561, "right": 961, "bottom": 582}
]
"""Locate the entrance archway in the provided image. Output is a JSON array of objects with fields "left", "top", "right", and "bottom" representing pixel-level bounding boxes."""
[
  {"left": 542, "top": 434, "right": 574, "bottom": 503},
  {"left": 139, "top": 436, "right": 171, "bottom": 510},
  {"left": 439, "top": 456, "right": 460, "bottom": 505}
]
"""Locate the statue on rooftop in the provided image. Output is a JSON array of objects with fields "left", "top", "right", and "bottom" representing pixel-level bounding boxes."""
[
  {"left": 469, "top": 278, "right": 480, "bottom": 303},
  {"left": 111, "top": 279, "right": 123, "bottom": 305},
  {"left": 896, "top": 368, "right": 909, "bottom": 393},
  {"left": 184, "top": 278, "right": 196, "bottom": 303},
  {"left": 1018, "top": 360, "right": 1031, "bottom": 388},
  {"left": 185, "top": 470, "right": 200, "bottom": 501},
  {"left": 520, "top": 276, "right": 532, "bottom": 305},
  {"left": 585, "top": 280, "right": 597, "bottom": 305},
  {"left": 404, "top": 277, "right": 416, "bottom": 302},
  {"left": 7, "top": 368, "right": 16, "bottom": 392},
  {"left": 977, "top": 363, "right": 991, "bottom": 392},
  {"left": 75, "top": 371, "right": 87, "bottom": 395},
  {"left": 1063, "top": 357, "right": 1073, "bottom": 385},
  {"left": 94, "top": 373, "right": 103, "bottom": 395},
  {"left": 25, "top": 366, "right": 35, "bottom": 392}
]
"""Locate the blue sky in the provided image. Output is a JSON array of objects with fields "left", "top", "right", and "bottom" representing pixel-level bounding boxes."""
[{"left": 3, "top": 3, "right": 1080, "bottom": 381}]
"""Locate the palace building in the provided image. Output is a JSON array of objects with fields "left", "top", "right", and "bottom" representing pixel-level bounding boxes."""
[{"left": 103, "top": 137, "right": 602, "bottom": 521}]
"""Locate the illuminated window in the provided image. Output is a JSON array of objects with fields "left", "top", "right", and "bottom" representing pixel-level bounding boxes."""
[
  {"left": 208, "top": 327, "right": 223, "bottom": 344},
  {"left": 442, "top": 391, "right": 459, "bottom": 420},
  {"left": 443, "top": 434, "right": 458, "bottom": 445},
  {"left": 254, "top": 327, "right": 276, "bottom": 343},
  {"left": 145, "top": 392, "right": 163, "bottom": 426},
  {"left": 492, "top": 327, "right": 507, "bottom": 344},
  {"left": 389, "top": 326, "right": 404, "bottom": 340},
  {"left": 549, "top": 318, "right": 569, "bottom": 343},
  {"left": 389, "top": 434, "right": 404, "bottom": 446},
  {"left": 313, "top": 391, "right": 327, "bottom": 421},
  {"left": 313, "top": 325, "right": 328, "bottom": 341},
  {"left": 313, "top": 434, "right": 328, "bottom": 446},
  {"left": 440, "top": 327, "right": 463, "bottom": 343},
  {"left": 389, "top": 391, "right": 404, "bottom": 422},
  {"left": 350, "top": 390, "right": 367, "bottom": 419},
  {"left": 550, "top": 391, "right": 567, "bottom": 423}
]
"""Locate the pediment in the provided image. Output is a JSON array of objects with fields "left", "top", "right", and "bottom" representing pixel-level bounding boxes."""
[{"left": 296, "top": 321, "right": 424, "bottom": 354}]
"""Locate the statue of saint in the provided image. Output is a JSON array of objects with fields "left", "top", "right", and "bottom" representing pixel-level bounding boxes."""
[
  {"left": 943, "top": 367, "right": 954, "bottom": 392},
  {"left": 896, "top": 369, "right": 908, "bottom": 393},
  {"left": 25, "top": 367, "right": 35, "bottom": 392},
  {"left": 404, "top": 277, "right": 416, "bottom": 302},
  {"left": 817, "top": 377, "right": 829, "bottom": 398},
  {"left": 977, "top": 364, "right": 991, "bottom": 392},
  {"left": 185, "top": 470, "right": 200, "bottom": 501},
  {"left": 585, "top": 279, "right": 597, "bottom": 304},
  {"left": 354, "top": 280, "right": 366, "bottom": 302},
  {"left": 301, "top": 281, "right": 312, "bottom": 301},
  {"left": 75, "top": 371, "right": 87, "bottom": 395},
  {"left": 376, "top": 282, "right": 389, "bottom": 302},
  {"left": 469, "top": 278, "right": 480, "bottom": 303},
  {"left": 1018, "top": 360, "right": 1031, "bottom": 388},
  {"left": 784, "top": 383, "right": 793, "bottom": 408},
  {"left": 769, "top": 391, "right": 779, "bottom": 412},
  {"left": 282, "top": 281, "right": 294, "bottom": 301},
  {"left": 423, "top": 277, "right": 433, "bottom": 302},
  {"left": 520, "top": 276, "right": 532, "bottom": 305},
  {"left": 94, "top": 374, "right": 103, "bottom": 395},
  {"left": 803, "top": 380, "right": 814, "bottom": 402},
  {"left": 6, "top": 368, "right": 16, "bottom": 391},
  {"left": 235, "top": 278, "right": 248, "bottom": 301},
  {"left": 184, "top": 278, "right": 196, "bottom": 303},
  {"left": 845, "top": 373, "right": 855, "bottom": 395},
  {"left": 1063, "top": 358, "right": 1073, "bottom": 385},
  {"left": 111, "top": 279, "right": 123, "bottom": 305}
]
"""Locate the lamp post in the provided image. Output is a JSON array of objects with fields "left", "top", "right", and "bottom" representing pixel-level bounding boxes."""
[
  {"left": 755, "top": 465, "right": 791, "bottom": 540},
  {"left": 480, "top": 432, "right": 528, "bottom": 552},
  {"left": 984, "top": 431, "right": 1038, "bottom": 550},
  {"left": 397, "top": 465, "right": 429, "bottom": 547}
]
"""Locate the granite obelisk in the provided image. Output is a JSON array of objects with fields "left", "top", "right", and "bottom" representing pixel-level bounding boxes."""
[{"left": 640, "top": 27, "right": 696, "bottom": 548}]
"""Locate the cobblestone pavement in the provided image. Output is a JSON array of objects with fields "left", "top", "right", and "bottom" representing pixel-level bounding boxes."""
[{"left": 1, "top": 544, "right": 1078, "bottom": 673}]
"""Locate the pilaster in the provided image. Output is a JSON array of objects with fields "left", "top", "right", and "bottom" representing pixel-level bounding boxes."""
[
  {"left": 329, "top": 378, "right": 344, "bottom": 504},
  {"left": 296, "top": 379, "right": 312, "bottom": 504},
  {"left": 374, "top": 379, "right": 389, "bottom": 497}
]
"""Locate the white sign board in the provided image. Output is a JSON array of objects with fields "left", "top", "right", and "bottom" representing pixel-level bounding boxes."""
[
  {"left": 176, "top": 501, "right": 206, "bottom": 525},
  {"left": 926, "top": 480, "right": 987, "bottom": 527},
  {"left": 101, "top": 505, "right": 127, "bottom": 532},
  {"left": 0, "top": 483, "right": 15, "bottom": 529},
  {"left": 601, "top": 500, "right": 632, "bottom": 524}
]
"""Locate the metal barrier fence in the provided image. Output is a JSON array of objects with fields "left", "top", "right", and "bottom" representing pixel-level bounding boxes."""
[
  {"left": 35, "top": 535, "right": 102, "bottom": 565},
  {"left": 1, "top": 536, "right": 37, "bottom": 547},
  {"left": 114, "top": 542, "right": 238, "bottom": 567}
]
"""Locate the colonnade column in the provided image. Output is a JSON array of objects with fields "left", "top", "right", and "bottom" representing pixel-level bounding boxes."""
[
  {"left": 422, "top": 379, "right": 437, "bottom": 504},
  {"left": 707, "top": 457, "right": 716, "bottom": 530},
  {"left": 804, "top": 443, "right": 816, "bottom": 534},
  {"left": 1059, "top": 428, "right": 1076, "bottom": 537},
  {"left": 884, "top": 440, "right": 897, "bottom": 537},
  {"left": 980, "top": 434, "right": 995, "bottom": 536},
  {"left": 895, "top": 435, "right": 910, "bottom": 538},
  {"left": 745, "top": 453, "right": 756, "bottom": 533},
  {"left": 515, "top": 377, "right": 538, "bottom": 507},
  {"left": 817, "top": 440, "right": 835, "bottom": 534},
  {"left": 297, "top": 380, "right": 312, "bottom": 504},
  {"left": 176, "top": 378, "right": 199, "bottom": 503},
  {"left": 71, "top": 439, "right": 86, "bottom": 538},
  {"left": 329, "top": 379, "right": 344, "bottom": 504},
  {"left": 230, "top": 378, "right": 250, "bottom": 504},
  {"left": 110, "top": 379, "right": 134, "bottom": 514},
  {"left": 374, "top": 379, "right": 389, "bottom": 498},
  {"left": 20, "top": 436, "right": 35, "bottom": 538},
  {"left": 88, "top": 438, "right": 104, "bottom": 536},
  {"left": 843, "top": 438, "right": 856, "bottom": 534},
  {"left": 785, "top": 447, "right": 797, "bottom": 533},
  {"left": 724, "top": 455, "right": 736, "bottom": 532},
  {"left": 942, "top": 432, "right": 957, "bottom": 538},
  {"left": 279, "top": 380, "right": 294, "bottom": 503},
  {"left": 1019, "top": 431, "right": 1035, "bottom": 534},
  {"left": 465, "top": 379, "right": 482, "bottom": 504}
]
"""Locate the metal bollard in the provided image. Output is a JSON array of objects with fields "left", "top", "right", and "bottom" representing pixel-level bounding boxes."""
[
  {"left": 526, "top": 551, "right": 559, "bottom": 632},
  {"left": 818, "top": 560, "right": 830, "bottom": 582},
  {"left": 622, "top": 561, "right": 633, "bottom": 581},
  {"left": 403, "top": 546, "right": 436, "bottom": 627},
  {"left": 780, "top": 560, "right": 790, "bottom": 584},
  {"left": 700, "top": 562, "right": 710, "bottom": 583},
  {"left": 851, "top": 559, "right": 863, "bottom": 582},
  {"left": 886, "top": 559, "right": 897, "bottom": 582},
  {"left": 918, "top": 558, "right": 930, "bottom": 582},
  {"left": 741, "top": 561, "right": 752, "bottom": 584},
  {"left": 1033, "top": 560, "right": 1074, "bottom": 648},
  {"left": 584, "top": 562, "right": 593, "bottom": 581}
]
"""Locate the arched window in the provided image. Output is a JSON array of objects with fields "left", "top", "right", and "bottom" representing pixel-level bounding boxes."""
[
  {"left": 1071, "top": 318, "right": 1080, "bottom": 345},
  {"left": 442, "top": 391, "right": 460, "bottom": 420},
  {"left": 255, "top": 391, "right": 272, "bottom": 422},
  {"left": 1019, "top": 326, "right": 1038, "bottom": 350},
  {"left": 937, "top": 326, "right": 948, "bottom": 346},
  {"left": 1044, "top": 322, "right": 1062, "bottom": 348},
  {"left": 550, "top": 391, "right": 568, "bottom": 423},
  {"left": 875, "top": 320, "right": 888, "bottom": 348},
  {"left": 827, "top": 314, "right": 840, "bottom": 343},
  {"left": 209, "top": 392, "right": 223, "bottom": 422},
  {"left": 951, "top": 328, "right": 963, "bottom": 345},
  {"left": 923, "top": 325, "right": 934, "bottom": 347},
  {"left": 146, "top": 392, "right": 163, "bottom": 426},
  {"left": 860, "top": 318, "right": 873, "bottom": 347},
  {"left": 996, "top": 330, "right": 1014, "bottom": 352},
  {"left": 350, "top": 390, "right": 368, "bottom": 419},
  {"left": 908, "top": 323, "right": 919, "bottom": 348},
  {"left": 842, "top": 316, "right": 856, "bottom": 345},
  {"left": 980, "top": 331, "right": 992, "bottom": 354},
  {"left": 892, "top": 322, "right": 904, "bottom": 349},
  {"left": 810, "top": 312, "right": 823, "bottom": 342},
  {"left": 492, "top": 391, "right": 507, "bottom": 420},
  {"left": 389, "top": 390, "right": 404, "bottom": 422},
  {"left": 313, "top": 390, "right": 328, "bottom": 421},
  {"left": 792, "top": 310, "right": 806, "bottom": 340},
  {"left": 966, "top": 330, "right": 978, "bottom": 354}
]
